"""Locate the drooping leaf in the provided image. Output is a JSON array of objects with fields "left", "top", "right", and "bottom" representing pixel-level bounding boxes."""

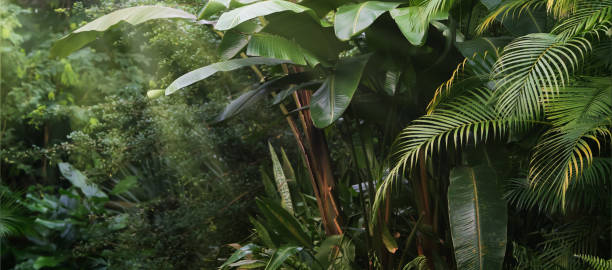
[
  {"left": 58, "top": 162, "right": 107, "bottom": 199},
  {"left": 334, "top": 1, "right": 401, "bottom": 41},
  {"left": 390, "top": 6, "right": 447, "bottom": 46},
  {"left": 448, "top": 165, "right": 507, "bottom": 270},
  {"left": 215, "top": 0, "right": 318, "bottom": 30},
  {"left": 247, "top": 33, "right": 319, "bottom": 66},
  {"left": 51, "top": 6, "right": 195, "bottom": 58},
  {"left": 197, "top": 0, "right": 231, "bottom": 20},
  {"left": 272, "top": 81, "right": 322, "bottom": 105},
  {"left": 263, "top": 13, "right": 349, "bottom": 64},
  {"left": 310, "top": 54, "right": 370, "bottom": 128},
  {"left": 165, "top": 57, "right": 290, "bottom": 95},
  {"left": 216, "top": 73, "right": 315, "bottom": 121},
  {"left": 265, "top": 246, "right": 303, "bottom": 270}
]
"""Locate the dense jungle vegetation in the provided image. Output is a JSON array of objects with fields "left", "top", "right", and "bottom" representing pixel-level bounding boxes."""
[{"left": 0, "top": 0, "right": 610, "bottom": 269}]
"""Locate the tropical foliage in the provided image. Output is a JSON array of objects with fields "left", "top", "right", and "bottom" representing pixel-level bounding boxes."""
[{"left": 2, "top": 0, "right": 610, "bottom": 269}]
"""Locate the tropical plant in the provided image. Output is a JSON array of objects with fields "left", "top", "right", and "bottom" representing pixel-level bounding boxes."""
[{"left": 49, "top": 0, "right": 612, "bottom": 269}]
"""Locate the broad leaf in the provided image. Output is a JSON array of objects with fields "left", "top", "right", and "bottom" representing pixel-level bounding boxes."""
[
  {"left": 311, "top": 54, "right": 370, "bottom": 128},
  {"left": 247, "top": 33, "right": 319, "bottom": 66},
  {"left": 197, "top": 0, "right": 231, "bottom": 19},
  {"left": 334, "top": 1, "right": 401, "bottom": 41},
  {"left": 58, "top": 162, "right": 107, "bottom": 199},
  {"left": 218, "top": 20, "right": 263, "bottom": 60},
  {"left": 215, "top": 0, "right": 318, "bottom": 30},
  {"left": 263, "top": 13, "right": 349, "bottom": 64},
  {"left": 390, "top": 6, "right": 447, "bottom": 46},
  {"left": 51, "top": 6, "right": 195, "bottom": 58},
  {"left": 266, "top": 246, "right": 303, "bottom": 270},
  {"left": 164, "top": 57, "right": 290, "bottom": 95},
  {"left": 272, "top": 81, "right": 322, "bottom": 105},
  {"left": 448, "top": 165, "right": 507, "bottom": 270}
]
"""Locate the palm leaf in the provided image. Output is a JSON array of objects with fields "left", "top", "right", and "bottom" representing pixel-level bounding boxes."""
[
  {"left": 505, "top": 158, "right": 611, "bottom": 214},
  {"left": 373, "top": 88, "right": 516, "bottom": 217},
  {"left": 551, "top": 0, "right": 612, "bottom": 39},
  {"left": 575, "top": 254, "right": 612, "bottom": 270},
  {"left": 528, "top": 80, "right": 612, "bottom": 207},
  {"left": 493, "top": 33, "right": 591, "bottom": 118}
]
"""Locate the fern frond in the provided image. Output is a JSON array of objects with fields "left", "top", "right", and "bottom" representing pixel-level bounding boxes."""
[
  {"left": 493, "top": 33, "right": 591, "bottom": 118},
  {"left": 575, "top": 254, "right": 612, "bottom": 270}
]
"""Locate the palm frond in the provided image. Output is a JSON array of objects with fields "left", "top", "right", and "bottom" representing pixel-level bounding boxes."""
[
  {"left": 537, "top": 219, "right": 608, "bottom": 269},
  {"left": 427, "top": 50, "right": 498, "bottom": 114},
  {"left": 476, "top": 0, "right": 544, "bottom": 34},
  {"left": 505, "top": 158, "right": 611, "bottom": 214},
  {"left": 493, "top": 33, "right": 591, "bottom": 118},
  {"left": 528, "top": 80, "right": 612, "bottom": 207},
  {"left": 551, "top": 0, "right": 612, "bottom": 39},
  {"left": 575, "top": 254, "right": 612, "bottom": 270},
  {"left": 373, "top": 88, "right": 514, "bottom": 216},
  {"left": 0, "top": 188, "right": 27, "bottom": 238}
]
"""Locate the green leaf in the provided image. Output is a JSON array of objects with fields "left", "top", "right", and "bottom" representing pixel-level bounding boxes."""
[
  {"left": 215, "top": 0, "right": 318, "bottom": 30},
  {"left": 448, "top": 165, "right": 507, "bottom": 270},
  {"left": 268, "top": 143, "right": 293, "bottom": 213},
  {"left": 247, "top": 33, "right": 319, "bottom": 66},
  {"left": 198, "top": 0, "right": 231, "bottom": 20},
  {"left": 35, "top": 218, "right": 67, "bottom": 230},
  {"left": 229, "top": 260, "right": 267, "bottom": 268},
  {"left": 263, "top": 13, "right": 349, "bottom": 64},
  {"left": 256, "top": 197, "right": 312, "bottom": 248},
  {"left": 111, "top": 176, "right": 138, "bottom": 195},
  {"left": 218, "top": 20, "right": 262, "bottom": 60},
  {"left": 164, "top": 57, "right": 290, "bottom": 95},
  {"left": 310, "top": 54, "right": 370, "bottom": 128},
  {"left": 51, "top": 6, "right": 195, "bottom": 58},
  {"left": 220, "top": 244, "right": 261, "bottom": 269},
  {"left": 216, "top": 73, "right": 313, "bottom": 121},
  {"left": 334, "top": 1, "right": 401, "bottom": 41},
  {"left": 390, "top": 6, "right": 447, "bottom": 46},
  {"left": 272, "top": 81, "right": 322, "bottom": 105},
  {"left": 34, "top": 256, "right": 66, "bottom": 270},
  {"left": 266, "top": 246, "right": 302, "bottom": 270},
  {"left": 58, "top": 162, "right": 107, "bottom": 198}
]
